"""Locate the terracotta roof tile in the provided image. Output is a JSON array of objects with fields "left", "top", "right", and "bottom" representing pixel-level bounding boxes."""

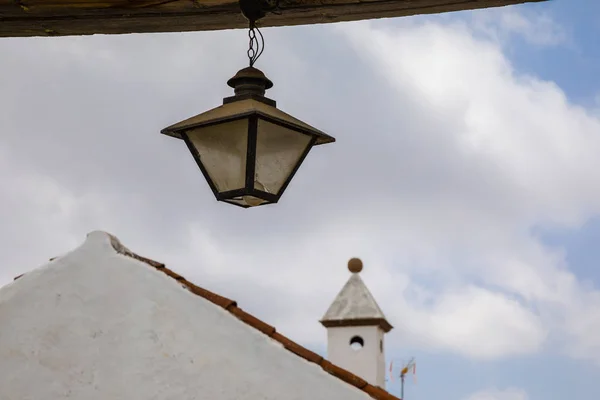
[
  {"left": 15, "top": 240, "right": 402, "bottom": 400},
  {"left": 321, "top": 360, "right": 369, "bottom": 389},
  {"left": 364, "top": 384, "right": 401, "bottom": 400},
  {"left": 229, "top": 306, "right": 277, "bottom": 336},
  {"left": 142, "top": 258, "right": 402, "bottom": 400},
  {"left": 159, "top": 266, "right": 186, "bottom": 281},
  {"left": 271, "top": 331, "right": 324, "bottom": 365},
  {"left": 182, "top": 281, "right": 237, "bottom": 310}
]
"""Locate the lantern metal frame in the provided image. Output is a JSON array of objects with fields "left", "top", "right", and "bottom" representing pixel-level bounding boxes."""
[
  {"left": 161, "top": 0, "right": 334, "bottom": 208},
  {"left": 161, "top": 66, "right": 335, "bottom": 208},
  {"left": 181, "top": 111, "right": 318, "bottom": 208}
]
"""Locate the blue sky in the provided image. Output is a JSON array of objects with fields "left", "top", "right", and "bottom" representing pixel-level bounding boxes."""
[
  {"left": 540, "top": 217, "right": 600, "bottom": 284},
  {"left": 515, "top": 0, "right": 600, "bottom": 292},
  {"left": 421, "top": 1, "right": 600, "bottom": 106},
  {"left": 449, "top": 4, "right": 598, "bottom": 400},
  {"left": 321, "top": 2, "right": 600, "bottom": 399},
  {"left": 412, "top": 2, "right": 600, "bottom": 399},
  {"left": 508, "top": 0, "right": 600, "bottom": 106},
  {"left": 1, "top": 1, "right": 600, "bottom": 400},
  {"left": 506, "top": 0, "right": 600, "bottom": 323}
]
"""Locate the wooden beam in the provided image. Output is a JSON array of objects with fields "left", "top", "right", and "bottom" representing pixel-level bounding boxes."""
[{"left": 0, "top": 0, "right": 547, "bottom": 38}]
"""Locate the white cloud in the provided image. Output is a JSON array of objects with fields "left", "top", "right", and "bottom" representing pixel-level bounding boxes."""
[
  {"left": 1, "top": 10, "right": 600, "bottom": 367},
  {"left": 406, "top": 286, "right": 547, "bottom": 358},
  {"left": 334, "top": 17, "right": 600, "bottom": 360},
  {"left": 466, "top": 387, "right": 529, "bottom": 400},
  {"left": 0, "top": 155, "right": 135, "bottom": 292}
]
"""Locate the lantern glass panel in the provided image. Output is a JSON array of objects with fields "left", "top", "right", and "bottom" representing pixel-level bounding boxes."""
[
  {"left": 186, "top": 119, "right": 248, "bottom": 193},
  {"left": 254, "top": 119, "right": 312, "bottom": 195}
]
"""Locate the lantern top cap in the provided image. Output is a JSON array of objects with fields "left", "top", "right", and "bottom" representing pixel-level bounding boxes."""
[
  {"left": 227, "top": 66, "right": 273, "bottom": 90},
  {"left": 226, "top": 66, "right": 274, "bottom": 101},
  {"left": 348, "top": 258, "right": 363, "bottom": 274}
]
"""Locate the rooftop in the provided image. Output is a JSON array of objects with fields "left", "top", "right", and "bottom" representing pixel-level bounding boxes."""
[
  {"left": 3, "top": 231, "right": 399, "bottom": 400},
  {"left": 321, "top": 258, "right": 393, "bottom": 333}
]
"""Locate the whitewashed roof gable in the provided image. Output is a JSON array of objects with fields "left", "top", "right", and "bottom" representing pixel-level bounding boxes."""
[{"left": 0, "top": 231, "right": 397, "bottom": 400}]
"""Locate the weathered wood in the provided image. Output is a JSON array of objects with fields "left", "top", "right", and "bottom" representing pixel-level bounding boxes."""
[{"left": 0, "top": 0, "right": 547, "bottom": 38}]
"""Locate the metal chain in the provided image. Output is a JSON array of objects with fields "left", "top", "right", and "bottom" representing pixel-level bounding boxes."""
[
  {"left": 247, "top": 21, "right": 264, "bottom": 67},
  {"left": 247, "top": 24, "right": 257, "bottom": 66}
]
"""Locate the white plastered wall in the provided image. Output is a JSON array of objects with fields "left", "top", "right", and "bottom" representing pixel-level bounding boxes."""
[
  {"left": 326, "top": 325, "right": 386, "bottom": 387},
  {"left": 0, "top": 231, "right": 387, "bottom": 400}
]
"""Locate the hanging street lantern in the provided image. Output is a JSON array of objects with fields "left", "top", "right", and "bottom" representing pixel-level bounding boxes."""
[{"left": 161, "top": 0, "right": 335, "bottom": 208}]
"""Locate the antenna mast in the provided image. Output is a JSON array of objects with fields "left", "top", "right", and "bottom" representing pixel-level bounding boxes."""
[{"left": 399, "top": 357, "right": 416, "bottom": 400}]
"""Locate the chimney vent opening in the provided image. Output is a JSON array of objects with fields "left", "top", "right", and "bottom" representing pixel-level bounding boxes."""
[{"left": 349, "top": 336, "right": 364, "bottom": 351}]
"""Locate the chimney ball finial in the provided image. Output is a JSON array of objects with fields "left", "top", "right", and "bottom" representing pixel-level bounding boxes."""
[{"left": 348, "top": 258, "right": 363, "bottom": 273}]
